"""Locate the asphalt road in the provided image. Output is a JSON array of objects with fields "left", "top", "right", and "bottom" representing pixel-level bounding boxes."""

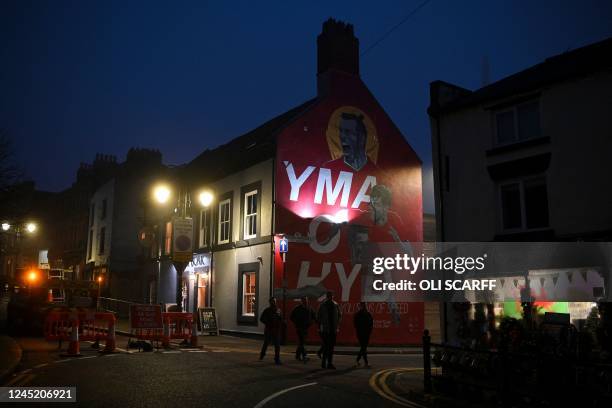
[{"left": 4, "top": 337, "right": 425, "bottom": 408}]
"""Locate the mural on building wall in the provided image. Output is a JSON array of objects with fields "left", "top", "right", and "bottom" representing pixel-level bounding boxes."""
[{"left": 275, "top": 96, "right": 424, "bottom": 345}]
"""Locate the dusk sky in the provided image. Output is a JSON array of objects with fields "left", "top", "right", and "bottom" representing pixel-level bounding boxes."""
[{"left": 2, "top": 0, "right": 611, "bottom": 213}]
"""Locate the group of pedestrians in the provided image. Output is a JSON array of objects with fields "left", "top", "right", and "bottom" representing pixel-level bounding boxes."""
[{"left": 259, "top": 291, "right": 373, "bottom": 369}]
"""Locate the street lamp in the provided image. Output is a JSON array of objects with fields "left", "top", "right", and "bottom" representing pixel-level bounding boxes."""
[
  {"left": 97, "top": 275, "right": 103, "bottom": 311},
  {"left": 1, "top": 222, "right": 10, "bottom": 231},
  {"left": 152, "top": 184, "right": 172, "bottom": 205},
  {"left": 151, "top": 182, "right": 214, "bottom": 311},
  {"left": 25, "top": 222, "right": 37, "bottom": 234},
  {"left": 198, "top": 191, "right": 213, "bottom": 208}
]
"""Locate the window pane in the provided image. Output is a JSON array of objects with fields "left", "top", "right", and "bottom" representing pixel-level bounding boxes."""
[
  {"left": 501, "top": 184, "right": 522, "bottom": 229},
  {"left": 496, "top": 111, "right": 515, "bottom": 144},
  {"left": 242, "top": 272, "right": 256, "bottom": 316},
  {"left": 518, "top": 101, "right": 540, "bottom": 140},
  {"left": 524, "top": 179, "right": 549, "bottom": 228}
]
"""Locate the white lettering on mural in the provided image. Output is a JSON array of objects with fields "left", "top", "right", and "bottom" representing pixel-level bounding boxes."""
[
  {"left": 296, "top": 261, "right": 359, "bottom": 302},
  {"left": 335, "top": 263, "right": 361, "bottom": 302},
  {"left": 297, "top": 261, "right": 332, "bottom": 288},
  {"left": 314, "top": 169, "right": 353, "bottom": 207},
  {"left": 308, "top": 215, "right": 341, "bottom": 253},
  {"left": 285, "top": 161, "right": 316, "bottom": 201},
  {"left": 284, "top": 161, "right": 376, "bottom": 208},
  {"left": 351, "top": 175, "right": 376, "bottom": 208}
]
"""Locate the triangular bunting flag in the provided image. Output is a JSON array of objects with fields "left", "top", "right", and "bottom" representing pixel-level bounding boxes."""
[
  {"left": 513, "top": 279, "right": 518, "bottom": 288},
  {"left": 580, "top": 269, "right": 588, "bottom": 283},
  {"left": 500, "top": 279, "right": 505, "bottom": 288},
  {"left": 540, "top": 277, "right": 545, "bottom": 288},
  {"left": 567, "top": 271, "right": 573, "bottom": 283},
  {"left": 553, "top": 275, "right": 559, "bottom": 286}
]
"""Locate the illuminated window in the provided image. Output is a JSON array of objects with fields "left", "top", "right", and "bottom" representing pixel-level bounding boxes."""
[
  {"left": 243, "top": 190, "right": 258, "bottom": 239},
  {"left": 199, "top": 209, "right": 209, "bottom": 248},
  {"left": 164, "top": 221, "right": 172, "bottom": 255},
  {"left": 242, "top": 271, "right": 256, "bottom": 316},
  {"left": 218, "top": 198, "right": 231, "bottom": 244},
  {"left": 500, "top": 177, "right": 549, "bottom": 231},
  {"left": 495, "top": 100, "right": 541, "bottom": 145}
]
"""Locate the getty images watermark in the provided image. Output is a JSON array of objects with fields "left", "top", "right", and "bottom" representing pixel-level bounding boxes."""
[{"left": 363, "top": 242, "right": 610, "bottom": 302}]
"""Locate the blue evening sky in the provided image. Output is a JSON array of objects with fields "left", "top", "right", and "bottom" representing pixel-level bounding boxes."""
[{"left": 2, "top": 0, "right": 611, "bottom": 213}]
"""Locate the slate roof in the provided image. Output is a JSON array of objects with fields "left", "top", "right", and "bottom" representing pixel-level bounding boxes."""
[
  {"left": 183, "top": 98, "right": 317, "bottom": 185},
  {"left": 432, "top": 36, "right": 612, "bottom": 114}
]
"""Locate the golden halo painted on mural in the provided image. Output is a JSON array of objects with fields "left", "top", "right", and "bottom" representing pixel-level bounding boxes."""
[{"left": 326, "top": 106, "right": 379, "bottom": 170}]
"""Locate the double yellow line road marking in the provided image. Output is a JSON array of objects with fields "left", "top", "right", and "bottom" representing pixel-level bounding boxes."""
[{"left": 369, "top": 368, "right": 427, "bottom": 408}]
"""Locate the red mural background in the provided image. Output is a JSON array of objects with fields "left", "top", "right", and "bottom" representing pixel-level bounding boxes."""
[{"left": 274, "top": 75, "right": 424, "bottom": 345}]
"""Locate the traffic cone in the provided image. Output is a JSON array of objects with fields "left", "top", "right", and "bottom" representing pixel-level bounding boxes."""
[
  {"left": 190, "top": 313, "right": 198, "bottom": 347},
  {"left": 62, "top": 318, "right": 81, "bottom": 357},
  {"left": 162, "top": 316, "right": 170, "bottom": 348},
  {"left": 103, "top": 317, "right": 116, "bottom": 353}
]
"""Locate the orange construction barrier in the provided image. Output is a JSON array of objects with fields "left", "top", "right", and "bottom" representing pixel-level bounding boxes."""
[
  {"left": 162, "top": 312, "right": 194, "bottom": 347},
  {"left": 44, "top": 309, "right": 117, "bottom": 354},
  {"left": 79, "top": 311, "right": 117, "bottom": 353},
  {"left": 44, "top": 311, "right": 73, "bottom": 341}
]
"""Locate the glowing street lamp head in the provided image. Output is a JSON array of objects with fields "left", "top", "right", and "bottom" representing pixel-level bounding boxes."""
[
  {"left": 25, "top": 223, "right": 37, "bottom": 233},
  {"left": 153, "top": 184, "right": 171, "bottom": 204},
  {"left": 1, "top": 223, "right": 10, "bottom": 231},
  {"left": 198, "top": 191, "right": 213, "bottom": 207},
  {"left": 97, "top": 276, "right": 103, "bottom": 283},
  {"left": 27, "top": 270, "right": 38, "bottom": 283}
]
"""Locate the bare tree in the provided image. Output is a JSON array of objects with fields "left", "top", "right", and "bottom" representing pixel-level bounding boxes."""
[{"left": 0, "top": 129, "right": 23, "bottom": 194}]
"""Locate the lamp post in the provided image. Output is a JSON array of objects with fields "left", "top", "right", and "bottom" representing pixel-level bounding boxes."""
[
  {"left": 0, "top": 221, "right": 38, "bottom": 285},
  {"left": 152, "top": 184, "right": 213, "bottom": 312},
  {"left": 97, "top": 275, "right": 103, "bottom": 311}
]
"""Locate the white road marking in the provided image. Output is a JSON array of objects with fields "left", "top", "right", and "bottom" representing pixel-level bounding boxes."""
[
  {"left": 253, "top": 382, "right": 317, "bottom": 408},
  {"left": 188, "top": 350, "right": 208, "bottom": 353},
  {"left": 78, "top": 356, "right": 97, "bottom": 360},
  {"left": 54, "top": 359, "right": 74, "bottom": 363},
  {"left": 162, "top": 351, "right": 181, "bottom": 354},
  {"left": 33, "top": 363, "right": 48, "bottom": 369},
  {"left": 211, "top": 350, "right": 229, "bottom": 353}
]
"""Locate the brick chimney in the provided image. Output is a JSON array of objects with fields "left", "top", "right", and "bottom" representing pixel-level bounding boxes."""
[{"left": 317, "top": 18, "right": 359, "bottom": 96}]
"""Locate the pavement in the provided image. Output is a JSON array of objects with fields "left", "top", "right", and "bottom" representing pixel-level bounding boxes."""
[
  {"left": 114, "top": 317, "right": 424, "bottom": 356},
  {"left": 0, "top": 335, "right": 22, "bottom": 384},
  {"left": 0, "top": 293, "right": 23, "bottom": 384}
]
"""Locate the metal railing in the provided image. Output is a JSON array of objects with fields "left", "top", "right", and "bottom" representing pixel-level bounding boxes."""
[
  {"left": 98, "top": 297, "right": 140, "bottom": 319},
  {"left": 422, "top": 329, "right": 612, "bottom": 406}
]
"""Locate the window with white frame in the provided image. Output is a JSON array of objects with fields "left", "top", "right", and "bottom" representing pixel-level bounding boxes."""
[
  {"left": 243, "top": 190, "right": 258, "bottom": 239},
  {"left": 199, "top": 209, "right": 209, "bottom": 248},
  {"left": 242, "top": 271, "right": 256, "bottom": 316},
  {"left": 495, "top": 100, "right": 541, "bottom": 146},
  {"left": 499, "top": 177, "right": 549, "bottom": 232},
  {"left": 218, "top": 198, "right": 231, "bottom": 244}
]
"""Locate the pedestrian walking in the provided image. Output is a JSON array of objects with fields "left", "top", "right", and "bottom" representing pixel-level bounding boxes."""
[
  {"left": 317, "top": 291, "right": 342, "bottom": 369},
  {"left": 259, "top": 297, "right": 282, "bottom": 365},
  {"left": 290, "top": 297, "right": 315, "bottom": 362},
  {"left": 354, "top": 301, "right": 373, "bottom": 368}
]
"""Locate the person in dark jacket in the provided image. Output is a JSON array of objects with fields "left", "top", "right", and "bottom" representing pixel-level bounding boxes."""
[
  {"left": 317, "top": 291, "right": 342, "bottom": 369},
  {"left": 259, "top": 297, "right": 282, "bottom": 365},
  {"left": 354, "top": 301, "right": 373, "bottom": 367},
  {"left": 290, "top": 297, "right": 315, "bottom": 362}
]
